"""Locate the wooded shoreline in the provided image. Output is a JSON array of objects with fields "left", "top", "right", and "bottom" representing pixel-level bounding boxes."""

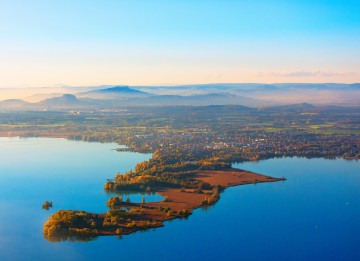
[{"left": 43, "top": 168, "right": 285, "bottom": 242}]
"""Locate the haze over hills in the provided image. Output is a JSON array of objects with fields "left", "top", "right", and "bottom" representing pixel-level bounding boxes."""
[
  {"left": 76, "top": 86, "right": 152, "bottom": 100},
  {"left": 39, "top": 94, "right": 79, "bottom": 107},
  {"left": 135, "top": 83, "right": 360, "bottom": 105},
  {"left": 0, "top": 85, "right": 270, "bottom": 110},
  {"left": 0, "top": 99, "right": 36, "bottom": 111},
  {"left": 0, "top": 84, "right": 359, "bottom": 111}
]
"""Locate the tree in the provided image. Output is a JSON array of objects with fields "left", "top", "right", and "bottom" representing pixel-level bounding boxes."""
[
  {"left": 106, "top": 197, "right": 123, "bottom": 209},
  {"left": 42, "top": 201, "right": 53, "bottom": 210}
]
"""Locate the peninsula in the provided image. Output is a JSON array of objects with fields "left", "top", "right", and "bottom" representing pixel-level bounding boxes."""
[
  {"left": 1, "top": 105, "right": 357, "bottom": 241},
  {"left": 43, "top": 165, "right": 284, "bottom": 242}
]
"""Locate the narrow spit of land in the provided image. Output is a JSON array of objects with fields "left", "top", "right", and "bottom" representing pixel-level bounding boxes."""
[
  {"left": 43, "top": 168, "right": 284, "bottom": 241},
  {"left": 146, "top": 169, "right": 284, "bottom": 216}
]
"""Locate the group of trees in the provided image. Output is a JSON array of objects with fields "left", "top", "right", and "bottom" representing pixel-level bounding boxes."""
[
  {"left": 43, "top": 196, "right": 164, "bottom": 241},
  {"left": 104, "top": 148, "right": 230, "bottom": 193},
  {"left": 201, "top": 186, "right": 222, "bottom": 206},
  {"left": 43, "top": 210, "right": 101, "bottom": 240}
]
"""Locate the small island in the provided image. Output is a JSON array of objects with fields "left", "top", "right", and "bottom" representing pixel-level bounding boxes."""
[
  {"left": 42, "top": 201, "right": 53, "bottom": 210},
  {"left": 43, "top": 151, "right": 285, "bottom": 242}
]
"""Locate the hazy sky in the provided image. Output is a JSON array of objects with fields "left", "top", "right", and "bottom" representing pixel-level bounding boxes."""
[{"left": 1, "top": 0, "right": 359, "bottom": 87}]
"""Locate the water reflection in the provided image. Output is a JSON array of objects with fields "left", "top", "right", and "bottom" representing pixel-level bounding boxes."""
[
  {"left": 44, "top": 233, "right": 98, "bottom": 243},
  {"left": 107, "top": 191, "right": 163, "bottom": 203}
]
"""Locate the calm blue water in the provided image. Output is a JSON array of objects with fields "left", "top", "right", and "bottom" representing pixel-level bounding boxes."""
[{"left": 0, "top": 138, "right": 359, "bottom": 261}]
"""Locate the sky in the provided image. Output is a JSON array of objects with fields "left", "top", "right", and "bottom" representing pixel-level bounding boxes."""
[{"left": 0, "top": 0, "right": 359, "bottom": 87}]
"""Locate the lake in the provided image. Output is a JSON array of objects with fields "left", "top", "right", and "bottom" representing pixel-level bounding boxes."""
[{"left": 0, "top": 137, "right": 359, "bottom": 261}]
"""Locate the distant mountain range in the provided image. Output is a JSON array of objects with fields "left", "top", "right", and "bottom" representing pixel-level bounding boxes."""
[
  {"left": 76, "top": 86, "right": 152, "bottom": 100},
  {"left": 135, "top": 83, "right": 360, "bottom": 105},
  {"left": 0, "top": 84, "right": 359, "bottom": 111}
]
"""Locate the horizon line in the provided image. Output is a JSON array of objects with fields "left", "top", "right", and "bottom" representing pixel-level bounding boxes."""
[{"left": 1, "top": 82, "right": 360, "bottom": 89}]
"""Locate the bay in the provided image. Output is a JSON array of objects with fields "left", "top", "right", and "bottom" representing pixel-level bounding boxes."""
[{"left": 0, "top": 138, "right": 359, "bottom": 261}]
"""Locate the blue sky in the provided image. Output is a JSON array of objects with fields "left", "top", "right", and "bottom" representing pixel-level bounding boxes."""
[{"left": 0, "top": 0, "right": 359, "bottom": 87}]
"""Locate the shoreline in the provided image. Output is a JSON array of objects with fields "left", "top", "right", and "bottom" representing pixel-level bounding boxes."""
[
  {"left": 0, "top": 135, "right": 286, "bottom": 240},
  {"left": 1, "top": 133, "right": 357, "bottom": 161}
]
